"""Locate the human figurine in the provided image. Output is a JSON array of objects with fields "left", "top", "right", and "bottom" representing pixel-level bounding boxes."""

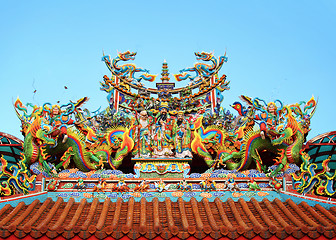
[
  {"left": 139, "top": 179, "right": 150, "bottom": 191},
  {"left": 152, "top": 102, "right": 174, "bottom": 157},
  {"left": 116, "top": 177, "right": 126, "bottom": 188},
  {"left": 48, "top": 105, "right": 75, "bottom": 143},
  {"left": 205, "top": 176, "right": 211, "bottom": 188},
  {"left": 112, "top": 177, "right": 130, "bottom": 192},
  {"left": 75, "top": 178, "right": 87, "bottom": 191},
  {"left": 134, "top": 179, "right": 150, "bottom": 192},
  {"left": 97, "top": 177, "right": 103, "bottom": 188},
  {"left": 178, "top": 178, "right": 192, "bottom": 191},
  {"left": 172, "top": 111, "right": 192, "bottom": 158},
  {"left": 226, "top": 176, "right": 240, "bottom": 192},
  {"left": 134, "top": 110, "right": 153, "bottom": 158},
  {"left": 93, "top": 177, "right": 106, "bottom": 192},
  {"left": 200, "top": 176, "right": 216, "bottom": 191},
  {"left": 50, "top": 164, "right": 58, "bottom": 177},
  {"left": 257, "top": 102, "right": 279, "bottom": 140},
  {"left": 78, "top": 178, "right": 85, "bottom": 187},
  {"left": 156, "top": 179, "right": 166, "bottom": 192}
]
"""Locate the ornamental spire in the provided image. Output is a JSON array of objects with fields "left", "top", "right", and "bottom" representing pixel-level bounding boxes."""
[{"left": 160, "top": 60, "right": 170, "bottom": 83}]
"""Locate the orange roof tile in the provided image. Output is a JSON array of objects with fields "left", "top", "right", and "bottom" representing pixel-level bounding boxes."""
[{"left": 0, "top": 197, "right": 336, "bottom": 239}]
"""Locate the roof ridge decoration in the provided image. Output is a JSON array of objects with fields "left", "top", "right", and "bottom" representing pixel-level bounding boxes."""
[{"left": 6, "top": 50, "right": 335, "bottom": 201}]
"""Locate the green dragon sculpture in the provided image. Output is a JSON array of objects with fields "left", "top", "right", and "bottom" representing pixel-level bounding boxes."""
[
  {"left": 21, "top": 121, "right": 135, "bottom": 174},
  {"left": 190, "top": 105, "right": 311, "bottom": 177},
  {"left": 15, "top": 97, "right": 135, "bottom": 174},
  {"left": 217, "top": 107, "right": 308, "bottom": 176}
]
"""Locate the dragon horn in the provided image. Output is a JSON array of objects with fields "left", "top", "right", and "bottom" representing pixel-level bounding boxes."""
[
  {"left": 309, "top": 95, "right": 318, "bottom": 118},
  {"left": 13, "top": 97, "right": 23, "bottom": 120}
]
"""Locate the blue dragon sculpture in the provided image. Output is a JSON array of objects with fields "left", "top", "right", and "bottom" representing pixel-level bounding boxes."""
[
  {"left": 174, "top": 52, "right": 228, "bottom": 82},
  {"left": 102, "top": 51, "right": 156, "bottom": 83}
]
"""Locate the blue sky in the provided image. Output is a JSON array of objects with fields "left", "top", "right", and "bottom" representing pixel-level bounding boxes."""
[{"left": 0, "top": 1, "right": 335, "bottom": 140}]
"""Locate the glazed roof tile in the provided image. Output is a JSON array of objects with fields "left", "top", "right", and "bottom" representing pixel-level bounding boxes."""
[{"left": 0, "top": 197, "right": 336, "bottom": 239}]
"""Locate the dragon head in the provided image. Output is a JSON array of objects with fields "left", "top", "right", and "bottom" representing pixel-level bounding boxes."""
[
  {"left": 118, "top": 51, "right": 136, "bottom": 61},
  {"left": 195, "top": 51, "right": 213, "bottom": 61}
]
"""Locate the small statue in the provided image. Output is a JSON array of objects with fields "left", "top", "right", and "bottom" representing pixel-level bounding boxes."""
[
  {"left": 269, "top": 177, "right": 282, "bottom": 192},
  {"left": 172, "top": 111, "right": 192, "bottom": 158},
  {"left": 74, "top": 178, "right": 87, "bottom": 191},
  {"left": 225, "top": 176, "right": 240, "bottom": 192},
  {"left": 113, "top": 177, "right": 130, "bottom": 192},
  {"left": 155, "top": 179, "right": 167, "bottom": 192},
  {"left": 48, "top": 104, "right": 76, "bottom": 143},
  {"left": 177, "top": 178, "right": 192, "bottom": 191},
  {"left": 116, "top": 177, "right": 125, "bottom": 188},
  {"left": 134, "top": 179, "right": 150, "bottom": 192},
  {"left": 200, "top": 176, "right": 216, "bottom": 191},
  {"left": 46, "top": 178, "right": 59, "bottom": 192},
  {"left": 152, "top": 102, "right": 174, "bottom": 157},
  {"left": 93, "top": 177, "right": 106, "bottom": 192},
  {"left": 248, "top": 177, "right": 261, "bottom": 191},
  {"left": 134, "top": 110, "right": 153, "bottom": 158}
]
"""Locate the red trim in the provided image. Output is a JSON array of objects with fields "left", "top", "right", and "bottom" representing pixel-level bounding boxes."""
[
  {"left": 282, "top": 190, "right": 336, "bottom": 206},
  {"left": 0, "top": 132, "right": 24, "bottom": 145},
  {"left": 0, "top": 144, "right": 22, "bottom": 147},
  {"left": 114, "top": 76, "right": 119, "bottom": 112},
  {"left": 210, "top": 75, "right": 216, "bottom": 114},
  {"left": 306, "top": 131, "right": 336, "bottom": 145},
  {"left": 2, "top": 235, "right": 332, "bottom": 240},
  {"left": 0, "top": 191, "right": 47, "bottom": 203}
]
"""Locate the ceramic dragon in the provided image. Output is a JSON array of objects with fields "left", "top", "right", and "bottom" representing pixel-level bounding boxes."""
[
  {"left": 14, "top": 98, "right": 135, "bottom": 174},
  {"left": 291, "top": 152, "right": 335, "bottom": 196},
  {"left": 102, "top": 51, "right": 156, "bottom": 82},
  {"left": 217, "top": 120, "right": 307, "bottom": 177},
  {"left": 174, "top": 51, "right": 228, "bottom": 82},
  {"left": 217, "top": 97, "right": 317, "bottom": 176},
  {"left": 0, "top": 154, "right": 36, "bottom": 196},
  {"left": 191, "top": 97, "right": 316, "bottom": 177}
]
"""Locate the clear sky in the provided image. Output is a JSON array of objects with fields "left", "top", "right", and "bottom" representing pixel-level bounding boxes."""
[{"left": 0, "top": 0, "right": 335, "bottom": 140}]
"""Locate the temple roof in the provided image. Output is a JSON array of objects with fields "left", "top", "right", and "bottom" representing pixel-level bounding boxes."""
[
  {"left": 0, "top": 197, "right": 335, "bottom": 239},
  {"left": 0, "top": 132, "right": 23, "bottom": 183},
  {"left": 305, "top": 131, "right": 336, "bottom": 171},
  {"left": 0, "top": 132, "right": 23, "bottom": 164}
]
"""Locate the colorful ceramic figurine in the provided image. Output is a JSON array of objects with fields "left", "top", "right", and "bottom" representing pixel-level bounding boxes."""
[
  {"left": 225, "top": 176, "right": 240, "bottom": 192},
  {"left": 248, "top": 177, "right": 261, "bottom": 191},
  {"left": 152, "top": 102, "right": 174, "bottom": 157},
  {"left": 200, "top": 176, "right": 217, "bottom": 191},
  {"left": 134, "top": 179, "right": 150, "bottom": 192},
  {"left": 173, "top": 111, "right": 192, "bottom": 158},
  {"left": 134, "top": 110, "right": 153, "bottom": 158},
  {"left": 74, "top": 178, "right": 87, "bottom": 191},
  {"left": 93, "top": 177, "right": 106, "bottom": 192},
  {"left": 177, "top": 178, "right": 192, "bottom": 191},
  {"left": 155, "top": 179, "right": 167, "bottom": 192},
  {"left": 13, "top": 51, "right": 317, "bottom": 182}
]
